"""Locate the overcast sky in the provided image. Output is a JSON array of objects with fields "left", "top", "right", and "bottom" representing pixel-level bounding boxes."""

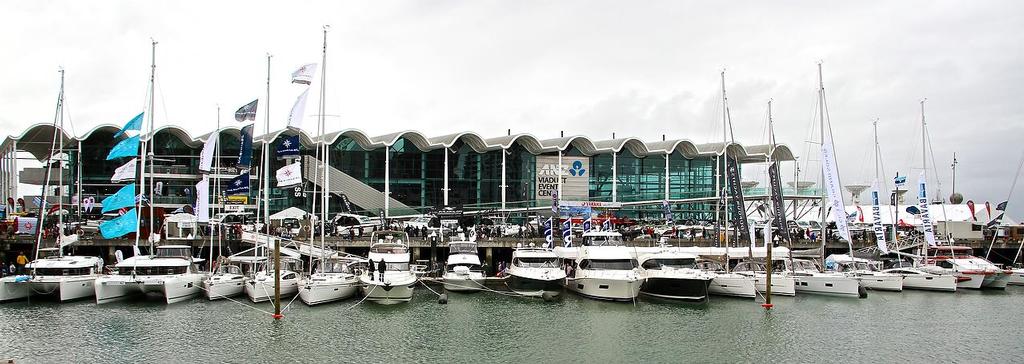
[{"left": 2, "top": 1, "right": 1022, "bottom": 216}]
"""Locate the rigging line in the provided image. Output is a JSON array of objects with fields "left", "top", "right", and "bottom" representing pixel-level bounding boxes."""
[{"left": 156, "top": 77, "right": 171, "bottom": 131}]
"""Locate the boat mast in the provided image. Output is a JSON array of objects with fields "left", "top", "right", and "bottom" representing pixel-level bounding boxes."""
[
  {"left": 34, "top": 69, "right": 65, "bottom": 260},
  {"left": 764, "top": 99, "right": 774, "bottom": 305},
  {"left": 208, "top": 106, "right": 218, "bottom": 270},
  {"left": 817, "top": 62, "right": 827, "bottom": 269},
  {"left": 147, "top": 39, "right": 157, "bottom": 253},
  {"left": 319, "top": 25, "right": 329, "bottom": 271},
  {"left": 216, "top": 105, "right": 222, "bottom": 259},
  {"left": 721, "top": 70, "right": 730, "bottom": 272},
  {"left": 266, "top": 53, "right": 282, "bottom": 320}
]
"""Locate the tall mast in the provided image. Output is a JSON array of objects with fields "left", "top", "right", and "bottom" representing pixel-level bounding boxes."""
[
  {"left": 720, "top": 70, "right": 730, "bottom": 271},
  {"left": 267, "top": 53, "right": 282, "bottom": 320},
  {"left": 817, "top": 62, "right": 827, "bottom": 268},
  {"left": 216, "top": 105, "right": 222, "bottom": 259},
  {"left": 147, "top": 39, "right": 157, "bottom": 252},
  {"left": 764, "top": 99, "right": 774, "bottom": 306},
  {"left": 319, "top": 26, "right": 329, "bottom": 264},
  {"left": 920, "top": 99, "right": 927, "bottom": 259},
  {"left": 34, "top": 69, "right": 65, "bottom": 260}
]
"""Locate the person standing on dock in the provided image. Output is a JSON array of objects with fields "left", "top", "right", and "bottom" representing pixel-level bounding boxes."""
[
  {"left": 368, "top": 259, "right": 376, "bottom": 280},
  {"left": 15, "top": 251, "right": 28, "bottom": 275},
  {"left": 377, "top": 259, "right": 386, "bottom": 282}
]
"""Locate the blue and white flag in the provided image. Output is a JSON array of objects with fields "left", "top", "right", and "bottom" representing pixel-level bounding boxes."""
[
  {"left": 234, "top": 99, "right": 258, "bottom": 122},
  {"left": 106, "top": 135, "right": 140, "bottom": 160},
  {"left": 225, "top": 172, "right": 250, "bottom": 196},
  {"left": 237, "top": 124, "right": 253, "bottom": 168},
  {"left": 662, "top": 200, "right": 674, "bottom": 224},
  {"left": 917, "top": 172, "right": 937, "bottom": 247},
  {"left": 113, "top": 112, "right": 143, "bottom": 138},
  {"left": 100, "top": 208, "right": 137, "bottom": 239},
  {"left": 101, "top": 184, "right": 137, "bottom": 213},
  {"left": 543, "top": 217, "right": 553, "bottom": 249},
  {"left": 602, "top": 219, "right": 612, "bottom": 231},
  {"left": 583, "top": 216, "right": 593, "bottom": 233},
  {"left": 562, "top": 220, "right": 572, "bottom": 247},
  {"left": 276, "top": 135, "right": 300, "bottom": 159}
]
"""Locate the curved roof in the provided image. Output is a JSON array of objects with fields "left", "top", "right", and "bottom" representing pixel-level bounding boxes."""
[{"left": 1, "top": 124, "right": 798, "bottom": 163}]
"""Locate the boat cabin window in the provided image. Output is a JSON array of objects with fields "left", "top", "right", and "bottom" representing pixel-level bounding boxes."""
[
  {"left": 267, "top": 260, "right": 303, "bottom": 272},
  {"left": 371, "top": 243, "right": 408, "bottom": 254},
  {"left": 732, "top": 262, "right": 765, "bottom": 272},
  {"left": 382, "top": 262, "right": 409, "bottom": 271},
  {"left": 641, "top": 258, "right": 696, "bottom": 270},
  {"left": 282, "top": 273, "right": 297, "bottom": 280},
  {"left": 582, "top": 235, "right": 624, "bottom": 247},
  {"left": 155, "top": 247, "right": 192, "bottom": 258},
  {"left": 793, "top": 260, "right": 820, "bottom": 271},
  {"left": 34, "top": 267, "right": 92, "bottom": 276},
  {"left": 217, "top": 265, "right": 243, "bottom": 275},
  {"left": 449, "top": 243, "right": 477, "bottom": 254},
  {"left": 937, "top": 260, "right": 954, "bottom": 269},
  {"left": 318, "top": 261, "right": 351, "bottom": 274},
  {"left": 513, "top": 257, "right": 558, "bottom": 268},
  {"left": 118, "top": 266, "right": 188, "bottom": 275},
  {"left": 695, "top": 261, "right": 724, "bottom": 271},
  {"left": 579, "top": 259, "right": 637, "bottom": 270}
]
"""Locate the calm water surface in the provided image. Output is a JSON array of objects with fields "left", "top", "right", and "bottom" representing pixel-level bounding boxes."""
[{"left": 1, "top": 287, "right": 1023, "bottom": 363}]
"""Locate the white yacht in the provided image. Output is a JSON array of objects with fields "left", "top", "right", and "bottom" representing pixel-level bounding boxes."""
[
  {"left": 442, "top": 240, "right": 486, "bottom": 292},
  {"left": 245, "top": 257, "right": 302, "bottom": 303},
  {"left": 95, "top": 245, "right": 208, "bottom": 304},
  {"left": 360, "top": 231, "right": 417, "bottom": 304},
  {"left": 732, "top": 259, "right": 796, "bottom": 296},
  {"left": 203, "top": 263, "right": 247, "bottom": 300},
  {"left": 694, "top": 259, "right": 756, "bottom": 299},
  {"left": 505, "top": 245, "right": 565, "bottom": 298},
  {"left": 638, "top": 249, "right": 714, "bottom": 302},
  {"left": 918, "top": 246, "right": 1009, "bottom": 289},
  {"left": 827, "top": 254, "right": 903, "bottom": 292},
  {"left": 881, "top": 267, "right": 956, "bottom": 292},
  {"left": 1, "top": 248, "right": 104, "bottom": 302},
  {"left": 1008, "top": 267, "right": 1024, "bottom": 286},
  {"left": 785, "top": 259, "right": 865, "bottom": 298},
  {"left": 299, "top": 255, "right": 362, "bottom": 306},
  {"left": 563, "top": 231, "right": 642, "bottom": 302}
]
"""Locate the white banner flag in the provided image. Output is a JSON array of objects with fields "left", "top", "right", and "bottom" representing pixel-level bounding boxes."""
[
  {"left": 111, "top": 158, "right": 138, "bottom": 182},
  {"left": 287, "top": 87, "right": 310, "bottom": 128},
  {"left": 196, "top": 176, "right": 210, "bottom": 223},
  {"left": 276, "top": 162, "right": 302, "bottom": 187},
  {"left": 821, "top": 142, "right": 852, "bottom": 243},
  {"left": 918, "top": 172, "right": 937, "bottom": 247},
  {"left": 762, "top": 224, "right": 772, "bottom": 249},
  {"left": 199, "top": 132, "right": 218, "bottom": 173},
  {"left": 291, "top": 63, "right": 318, "bottom": 85},
  {"left": 870, "top": 180, "right": 889, "bottom": 254},
  {"left": 748, "top": 222, "right": 757, "bottom": 249}
]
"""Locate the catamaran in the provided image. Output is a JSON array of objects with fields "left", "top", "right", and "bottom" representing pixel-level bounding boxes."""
[{"left": 94, "top": 245, "right": 208, "bottom": 304}]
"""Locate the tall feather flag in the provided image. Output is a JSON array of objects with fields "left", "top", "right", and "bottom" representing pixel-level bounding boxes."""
[
  {"left": 582, "top": 216, "right": 593, "bottom": 233},
  {"left": 100, "top": 208, "right": 138, "bottom": 239},
  {"left": 543, "top": 217, "right": 554, "bottom": 249},
  {"left": 287, "top": 88, "right": 310, "bottom": 128},
  {"left": 113, "top": 112, "right": 144, "bottom": 138},
  {"left": 195, "top": 176, "right": 210, "bottom": 223},
  {"left": 237, "top": 124, "right": 253, "bottom": 168},
  {"left": 234, "top": 99, "right": 258, "bottom": 122},
  {"left": 602, "top": 219, "right": 612, "bottom": 231},
  {"left": 106, "top": 135, "right": 140, "bottom": 160},
  {"left": 291, "top": 63, "right": 318, "bottom": 85},
  {"left": 101, "top": 183, "right": 137, "bottom": 213},
  {"left": 198, "top": 133, "right": 218, "bottom": 173},
  {"left": 562, "top": 220, "right": 573, "bottom": 247}
]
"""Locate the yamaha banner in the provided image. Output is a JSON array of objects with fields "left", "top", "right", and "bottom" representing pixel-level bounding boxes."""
[
  {"left": 725, "top": 158, "right": 749, "bottom": 243},
  {"left": 768, "top": 161, "right": 793, "bottom": 243}
]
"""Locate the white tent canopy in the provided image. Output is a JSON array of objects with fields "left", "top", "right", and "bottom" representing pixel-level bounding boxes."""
[{"left": 269, "top": 207, "right": 307, "bottom": 221}]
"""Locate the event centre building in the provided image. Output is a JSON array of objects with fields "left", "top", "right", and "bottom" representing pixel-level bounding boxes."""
[{"left": 0, "top": 124, "right": 795, "bottom": 222}]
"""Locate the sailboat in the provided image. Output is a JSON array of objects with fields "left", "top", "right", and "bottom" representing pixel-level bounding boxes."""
[
  {"left": 0, "top": 70, "right": 104, "bottom": 303},
  {"left": 791, "top": 63, "right": 864, "bottom": 298},
  {"left": 698, "top": 71, "right": 756, "bottom": 299}
]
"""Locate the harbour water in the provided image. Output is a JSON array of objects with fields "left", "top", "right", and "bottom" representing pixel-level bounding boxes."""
[{"left": 2, "top": 288, "right": 1023, "bottom": 363}]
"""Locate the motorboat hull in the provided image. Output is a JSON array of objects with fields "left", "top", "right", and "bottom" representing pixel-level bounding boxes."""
[
  {"left": 1008, "top": 269, "right": 1024, "bottom": 286},
  {"left": 708, "top": 274, "right": 756, "bottom": 298},
  {"left": 793, "top": 273, "right": 863, "bottom": 297},
  {"left": 982, "top": 272, "right": 1010, "bottom": 289},
  {"left": 506, "top": 274, "right": 564, "bottom": 298},
  {"left": 640, "top": 277, "right": 711, "bottom": 302},
  {"left": 442, "top": 273, "right": 486, "bottom": 292},
  {"left": 299, "top": 278, "right": 360, "bottom": 306},
  {"left": 565, "top": 276, "right": 642, "bottom": 302},
  {"left": 245, "top": 278, "right": 299, "bottom": 303},
  {"left": 360, "top": 280, "right": 415, "bottom": 304},
  {"left": 854, "top": 274, "right": 903, "bottom": 292},
  {"left": 0, "top": 277, "right": 32, "bottom": 302},
  {"left": 955, "top": 273, "right": 986, "bottom": 289}
]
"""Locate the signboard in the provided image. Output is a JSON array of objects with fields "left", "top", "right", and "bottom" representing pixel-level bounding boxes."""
[
  {"left": 535, "top": 156, "right": 589, "bottom": 201},
  {"left": 224, "top": 195, "right": 248, "bottom": 205},
  {"left": 224, "top": 205, "right": 244, "bottom": 212},
  {"left": 560, "top": 200, "right": 622, "bottom": 209}
]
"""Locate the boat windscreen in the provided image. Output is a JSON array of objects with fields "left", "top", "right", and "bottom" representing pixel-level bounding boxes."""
[
  {"left": 514, "top": 257, "right": 558, "bottom": 268},
  {"left": 449, "top": 243, "right": 477, "bottom": 254},
  {"left": 579, "top": 259, "right": 637, "bottom": 270},
  {"left": 641, "top": 258, "right": 696, "bottom": 270},
  {"left": 582, "top": 235, "right": 624, "bottom": 247}
]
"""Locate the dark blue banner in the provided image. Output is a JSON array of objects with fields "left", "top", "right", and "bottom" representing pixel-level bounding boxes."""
[
  {"left": 276, "top": 135, "right": 300, "bottom": 159},
  {"left": 237, "top": 124, "right": 253, "bottom": 168},
  {"left": 226, "top": 172, "right": 250, "bottom": 196}
]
